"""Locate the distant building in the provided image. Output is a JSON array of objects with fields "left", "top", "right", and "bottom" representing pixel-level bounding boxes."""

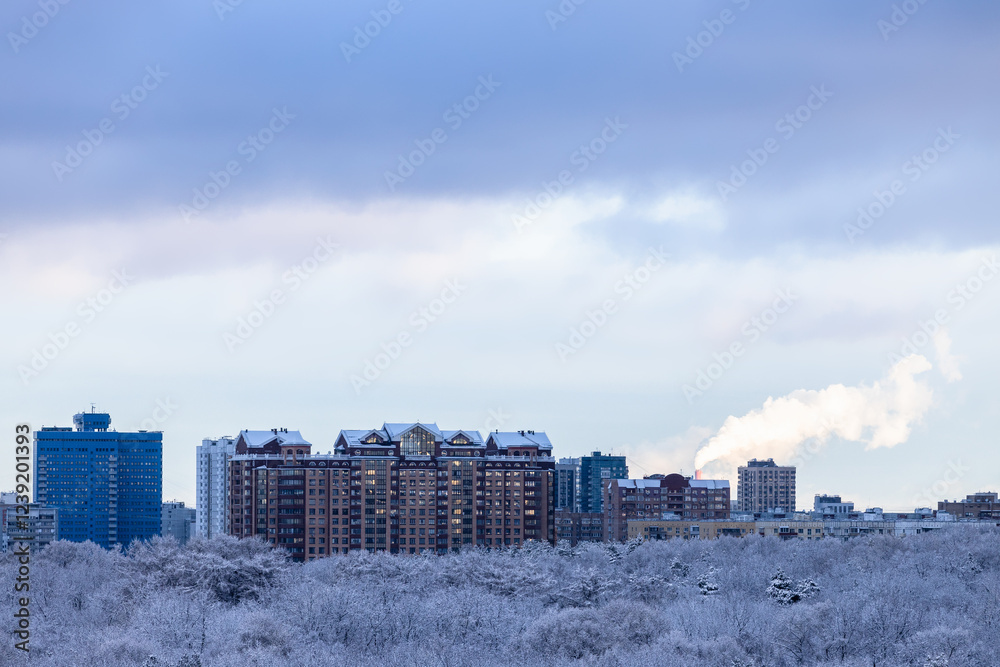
[
  {"left": 605, "top": 473, "right": 731, "bottom": 542},
  {"left": 814, "top": 494, "right": 854, "bottom": 516},
  {"left": 629, "top": 519, "right": 752, "bottom": 541},
  {"left": 579, "top": 451, "right": 628, "bottom": 514},
  {"left": 737, "top": 458, "right": 796, "bottom": 513},
  {"left": 0, "top": 493, "right": 59, "bottom": 553},
  {"left": 228, "top": 428, "right": 313, "bottom": 554},
  {"left": 555, "top": 510, "right": 603, "bottom": 546},
  {"left": 196, "top": 436, "right": 237, "bottom": 539},
  {"left": 629, "top": 515, "right": 976, "bottom": 542},
  {"left": 229, "top": 424, "right": 556, "bottom": 560},
  {"left": 34, "top": 410, "right": 162, "bottom": 548},
  {"left": 161, "top": 501, "right": 196, "bottom": 545},
  {"left": 938, "top": 492, "right": 1000, "bottom": 520},
  {"left": 555, "top": 458, "right": 581, "bottom": 513},
  {"left": 755, "top": 518, "right": 825, "bottom": 539}
]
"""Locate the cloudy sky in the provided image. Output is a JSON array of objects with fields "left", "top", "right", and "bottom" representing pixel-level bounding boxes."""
[{"left": 2, "top": 0, "right": 998, "bottom": 511}]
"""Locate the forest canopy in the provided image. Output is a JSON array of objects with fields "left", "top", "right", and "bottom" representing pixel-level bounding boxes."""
[{"left": 3, "top": 529, "right": 999, "bottom": 666}]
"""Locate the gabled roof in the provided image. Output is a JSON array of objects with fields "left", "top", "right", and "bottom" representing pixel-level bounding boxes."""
[
  {"left": 337, "top": 429, "right": 388, "bottom": 448},
  {"left": 383, "top": 422, "right": 443, "bottom": 440},
  {"left": 442, "top": 430, "right": 484, "bottom": 446},
  {"left": 485, "top": 431, "right": 552, "bottom": 449},
  {"left": 338, "top": 422, "right": 468, "bottom": 449},
  {"left": 239, "top": 429, "right": 311, "bottom": 448}
]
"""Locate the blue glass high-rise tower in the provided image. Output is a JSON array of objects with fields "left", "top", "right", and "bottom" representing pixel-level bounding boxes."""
[
  {"left": 34, "top": 410, "right": 162, "bottom": 549},
  {"left": 579, "top": 451, "right": 628, "bottom": 514}
]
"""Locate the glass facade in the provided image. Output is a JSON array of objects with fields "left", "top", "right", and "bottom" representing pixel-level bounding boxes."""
[
  {"left": 449, "top": 461, "right": 475, "bottom": 546},
  {"left": 579, "top": 452, "right": 628, "bottom": 514},
  {"left": 34, "top": 412, "right": 162, "bottom": 549},
  {"left": 400, "top": 427, "right": 435, "bottom": 456}
]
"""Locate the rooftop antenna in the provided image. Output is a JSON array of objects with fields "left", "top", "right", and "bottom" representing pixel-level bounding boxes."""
[{"left": 91, "top": 403, "right": 96, "bottom": 413}]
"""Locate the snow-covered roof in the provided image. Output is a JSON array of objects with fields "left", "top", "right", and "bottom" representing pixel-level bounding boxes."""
[
  {"left": 337, "top": 429, "right": 388, "bottom": 447},
  {"left": 613, "top": 478, "right": 729, "bottom": 490},
  {"left": 442, "top": 430, "right": 484, "bottom": 446},
  {"left": 486, "top": 431, "right": 553, "bottom": 449},
  {"left": 613, "top": 479, "right": 664, "bottom": 489},
  {"left": 337, "top": 423, "right": 484, "bottom": 448},
  {"left": 691, "top": 479, "right": 730, "bottom": 490},
  {"left": 383, "top": 422, "right": 443, "bottom": 440},
  {"left": 239, "top": 429, "right": 311, "bottom": 447}
]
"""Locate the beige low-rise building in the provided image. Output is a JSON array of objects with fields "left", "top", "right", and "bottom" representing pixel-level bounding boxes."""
[
  {"left": 754, "top": 519, "right": 824, "bottom": 539},
  {"left": 628, "top": 519, "right": 752, "bottom": 541},
  {"left": 629, "top": 518, "right": 822, "bottom": 541}
]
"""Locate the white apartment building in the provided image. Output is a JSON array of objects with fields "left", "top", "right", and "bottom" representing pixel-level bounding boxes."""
[
  {"left": 196, "top": 436, "right": 236, "bottom": 539},
  {"left": 737, "top": 458, "right": 796, "bottom": 513}
]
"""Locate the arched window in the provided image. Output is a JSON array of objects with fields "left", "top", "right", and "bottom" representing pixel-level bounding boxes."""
[{"left": 401, "top": 427, "right": 435, "bottom": 456}]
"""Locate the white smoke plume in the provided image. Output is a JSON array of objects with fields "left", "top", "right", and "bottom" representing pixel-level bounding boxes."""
[
  {"left": 932, "top": 329, "right": 962, "bottom": 382},
  {"left": 694, "top": 354, "right": 934, "bottom": 479}
]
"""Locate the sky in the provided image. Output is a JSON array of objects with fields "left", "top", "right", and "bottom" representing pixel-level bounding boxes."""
[{"left": 2, "top": 0, "right": 998, "bottom": 511}]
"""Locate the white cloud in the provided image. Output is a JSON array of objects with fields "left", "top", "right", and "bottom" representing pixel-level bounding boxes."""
[
  {"left": 647, "top": 191, "right": 725, "bottom": 232},
  {"left": 3, "top": 194, "right": 998, "bottom": 507}
]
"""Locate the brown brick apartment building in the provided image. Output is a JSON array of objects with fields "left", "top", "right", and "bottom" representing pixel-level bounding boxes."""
[
  {"left": 938, "top": 492, "right": 1000, "bottom": 520},
  {"left": 628, "top": 519, "right": 752, "bottom": 541},
  {"left": 554, "top": 510, "right": 604, "bottom": 546},
  {"left": 228, "top": 423, "right": 555, "bottom": 560},
  {"left": 604, "top": 473, "right": 730, "bottom": 542}
]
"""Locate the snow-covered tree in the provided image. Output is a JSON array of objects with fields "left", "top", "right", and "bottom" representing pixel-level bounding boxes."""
[
  {"left": 698, "top": 566, "right": 720, "bottom": 595},
  {"left": 2, "top": 527, "right": 999, "bottom": 666}
]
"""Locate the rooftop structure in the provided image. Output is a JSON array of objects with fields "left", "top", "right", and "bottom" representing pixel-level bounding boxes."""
[{"left": 230, "top": 423, "right": 555, "bottom": 560}]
